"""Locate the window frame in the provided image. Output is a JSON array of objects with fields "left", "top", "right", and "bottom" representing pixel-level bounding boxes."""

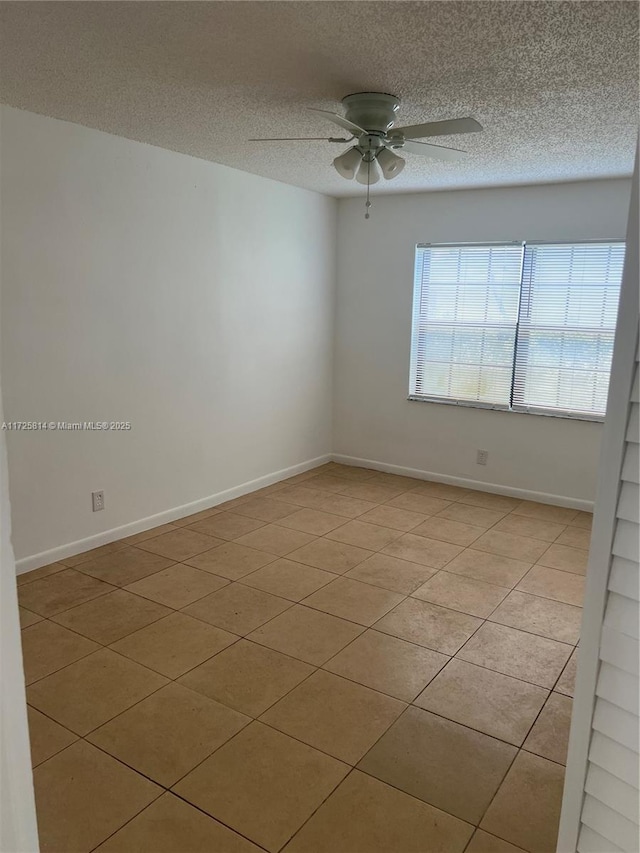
[{"left": 408, "top": 238, "right": 625, "bottom": 423}]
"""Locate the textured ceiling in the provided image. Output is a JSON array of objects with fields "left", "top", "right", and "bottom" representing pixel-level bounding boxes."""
[{"left": 0, "top": 1, "right": 638, "bottom": 197}]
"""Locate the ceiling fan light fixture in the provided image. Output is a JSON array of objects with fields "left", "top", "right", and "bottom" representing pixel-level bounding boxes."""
[
  {"left": 376, "top": 146, "right": 406, "bottom": 179},
  {"left": 355, "top": 156, "right": 381, "bottom": 185},
  {"left": 333, "top": 147, "right": 363, "bottom": 180}
]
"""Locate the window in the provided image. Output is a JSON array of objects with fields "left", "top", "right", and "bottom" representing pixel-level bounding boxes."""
[{"left": 409, "top": 240, "right": 625, "bottom": 420}]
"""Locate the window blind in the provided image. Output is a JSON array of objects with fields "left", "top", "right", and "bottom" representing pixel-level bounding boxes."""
[
  {"left": 409, "top": 243, "right": 524, "bottom": 407},
  {"left": 512, "top": 242, "right": 626, "bottom": 417},
  {"left": 409, "top": 240, "right": 625, "bottom": 419}
]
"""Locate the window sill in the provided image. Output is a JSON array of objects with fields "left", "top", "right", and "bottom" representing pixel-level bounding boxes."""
[{"left": 407, "top": 395, "right": 605, "bottom": 423}]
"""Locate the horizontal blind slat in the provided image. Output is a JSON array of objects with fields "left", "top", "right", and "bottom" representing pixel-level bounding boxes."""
[
  {"left": 585, "top": 764, "right": 640, "bottom": 824},
  {"left": 581, "top": 794, "right": 639, "bottom": 852},
  {"left": 592, "top": 698, "right": 639, "bottom": 752},
  {"left": 589, "top": 731, "right": 640, "bottom": 789}
]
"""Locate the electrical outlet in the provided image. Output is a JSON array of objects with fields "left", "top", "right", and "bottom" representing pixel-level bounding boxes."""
[
  {"left": 92, "top": 490, "right": 105, "bottom": 512},
  {"left": 476, "top": 449, "right": 489, "bottom": 466}
]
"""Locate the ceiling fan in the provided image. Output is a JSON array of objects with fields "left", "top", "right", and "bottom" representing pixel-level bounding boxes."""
[{"left": 250, "top": 92, "right": 483, "bottom": 217}]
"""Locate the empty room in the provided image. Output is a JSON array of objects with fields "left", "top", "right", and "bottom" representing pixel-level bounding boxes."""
[{"left": 1, "top": 2, "right": 638, "bottom": 853}]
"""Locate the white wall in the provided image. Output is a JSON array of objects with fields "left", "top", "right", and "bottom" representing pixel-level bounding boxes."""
[
  {"left": 0, "top": 107, "right": 336, "bottom": 565},
  {"left": 334, "top": 179, "right": 632, "bottom": 504}
]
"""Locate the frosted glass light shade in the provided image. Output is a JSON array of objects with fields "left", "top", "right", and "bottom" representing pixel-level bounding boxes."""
[
  {"left": 333, "top": 147, "right": 363, "bottom": 179},
  {"left": 355, "top": 157, "right": 381, "bottom": 185},
  {"left": 377, "top": 147, "right": 406, "bottom": 179}
]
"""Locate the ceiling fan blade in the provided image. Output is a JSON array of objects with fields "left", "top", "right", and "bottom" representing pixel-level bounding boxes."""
[
  {"left": 393, "top": 117, "right": 483, "bottom": 139},
  {"left": 402, "top": 140, "right": 467, "bottom": 161},
  {"left": 249, "top": 136, "right": 351, "bottom": 142},
  {"left": 308, "top": 108, "right": 366, "bottom": 136}
]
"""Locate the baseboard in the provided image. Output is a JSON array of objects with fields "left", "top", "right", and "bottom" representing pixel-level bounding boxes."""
[
  {"left": 331, "top": 453, "right": 595, "bottom": 512},
  {"left": 15, "top": 454, "right": 331, "bottom": 574}
]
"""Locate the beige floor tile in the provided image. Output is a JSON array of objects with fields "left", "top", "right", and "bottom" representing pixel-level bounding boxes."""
[
  {"left": 323, "top": 464, "right": 376, "bottom": 481},
  {"left": 346, "top": 553, "right": 437, "bottom": 594},
  {"left": 387, "top": 492, "right": 452, "bottom": 516},
  {"left": 277, "top": 486, "right": 377, "bottom": 518},
  {"left": 411, "top": 516, "right": 485, "bottom": 547},
  {"left": 512, "top": 501, "right": 578, "bottom": 525},
  {"left": 125, "top": 564, "right": 227, "bottom": 609},
  {"left": 249, "top": 605, "right": 364, "bottom": 665},
  {"left": 88, "top": 682, "right": 249, "bottom": 786},
  {"left": 436, "top": 503, "right": 508, "bottom": 528},
  {"left": 326, "top": 519, "right": 402, "bottom": 551},
  {"left": 358, "top": 706, "right": 516, "bottom": 824},
  {"left": 459, "top": 492, "right": 521, "bottom": 512},
  {"left": 375, "top": 597, "right": 482, "bottom": 654},
  {"left": 489, "top": 590, "right": 582, "bottom": 644},
  {"left": 27, "top": 648, "right": 168, "bottom": 735},
  {"left": 19, "top": 607, "right": 43, "bottom": 628},
  {"left": 18, "top": 569, "right": 114, "bottom": 617},
  {"left": 466, "top": 829, "right": 527, "bottom": 853},
  {"left": 445, "top": 549, "right": 532, "bottom": 588},
  {"left": 287, "top": 538, "right": 373, "bottom": 574},
  {"left": 183, "top": 583, "right": 291, "bottom": 635},
  {"left": 537, "top": 542, "right": 589, "bottom": 575},
  {"left": 277, "top": 508, "right": 347, "bottom": 535},
  {"left": 120, "top": 523, "right": 179, "bottom": 544},
  {"left": 186, "top": 511, "right": 266, "bottom": 540},
  {"left": 17, "top": 562, "right": 66, "bottom": 586},
  {"left": 179, "top": 639, "right": 314, "bottom": 716},
  {"left": 381, "top": 533, "right": 463, "bottom": 568},
  {"left": 240, "top": 559, "right": 334, "bottom": 601},
  {"left": 111, "top": 612, "right": 237, "bottom": 678},
  {"left": 235, "top": 524, "right": 316, "bottom": 556},
  {"left": 480, "top": 751, "right": 565, "bottom": 853},
  {"left": 233, "top": 496, "right": 299, "bottom": 523},
  {"left": 337, "top": 481, "right": 410, "bottom": 503},
  {"left": 173, "top": 722, "right": 348, "bottom": 853},
  {"left": 303, "top": 577, "right": 404, "bottom": 626},
  {"left": 74, "top": 547, "right": 176, "bottom": 587},
  {"left": 357, "top": 504, "right": 427, "bottom": 532},
  {"left": 21, "top": 621, "right": 99, "bottom": 685},
  {"left": 27, "top": 707, "right": 78, "bottom": 767},
  {"left": 457, "top": 622, "right": 572, "bottom": 688},
  {"left": 33, "top": 740, "right": 161, "bottom": 853},
  {"left": 137, "top": 528, "right": 223, "bottom": 561},
  {"left": 171, "top": 507, "right": 224, "bottom": 527},
  {"left": 95, "top": 792, "right": 262, "bottom": 853},
  {"left": 555, "top": 648, "right": 579, "bottom": 697},
  {"left": 52, "top": 589, "right": 170, "bottom": 644},
  {"left": 185, "top": 541, "right": 277, "bottom": 579},
  {"left": 571, "top": 510, "right": 593, "bottom": 530},
  {"left": 261, "top": 670, "right": 405, "bottom": 764},
  {"left": 556, "top": 526, "right": 591, "bottom": 549},
  {"left": 494, "top": 514, "right": 566, "bottom": 543},
  {"left": 304, "top": 473, "right": 355, "bottom": 493},
  {"left": 409, "top": 482, "right": 472, "bottom": 500},
  {"left": 371, "top": 474, "right": 427, "bottom": 490},
  {"left": 283, "top": 770, "right": 473, "bottom": 853},
  {"left": 324, "top": 629, "right": 448, "bottom": 701},
  {"left": 516, "top": 565, "right": 585, "bottom": 606},
  {"left": 472, "top": 529, "right": 549, "bottom": 563},
  {"left": 61, "top": 541, "right": 128, "bottom": 568},
  {"left": 523, "top": 692, "right": 573, "bottom": 764},
  {"left": 412, "top": 571, "right": 509, "bottom": 618},
  {"left": 415, "top": 659, "right": 548, "bottom": 745}
]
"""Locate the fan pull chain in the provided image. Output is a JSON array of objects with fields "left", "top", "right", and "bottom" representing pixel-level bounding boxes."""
[{"left": 365, "top": 156, "right": 372, "bottom": 220}]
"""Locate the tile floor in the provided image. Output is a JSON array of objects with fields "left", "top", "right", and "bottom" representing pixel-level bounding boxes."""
[{"left": 18, "top": 463, "right": 589, "bottom": 853}]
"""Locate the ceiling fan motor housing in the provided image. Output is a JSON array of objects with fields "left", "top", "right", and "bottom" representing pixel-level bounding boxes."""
[{"left": 342, "top": 92, "right": 401, "bottom": 134}]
